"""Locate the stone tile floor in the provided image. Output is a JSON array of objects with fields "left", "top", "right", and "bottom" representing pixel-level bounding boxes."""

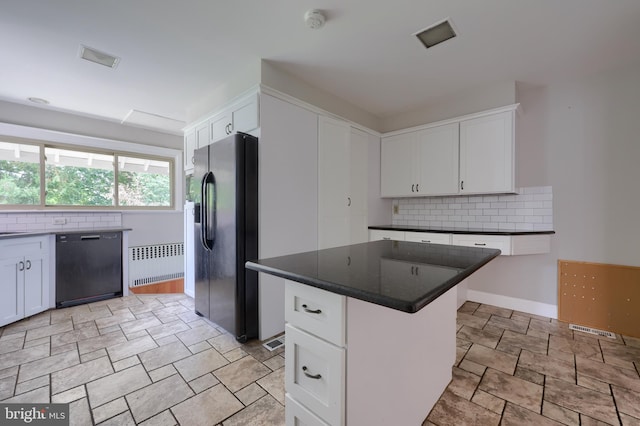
[
  {"left": 426, "top": 301, "right": 640, "bottom": 426},
  {"left": 1, "top": 294, "right": 639, "bottom": 425},
  {"left": 0, "top": 294, "right": 285, "bottom": 425}
]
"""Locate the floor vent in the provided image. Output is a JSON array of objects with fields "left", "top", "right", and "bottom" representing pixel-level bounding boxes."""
[
  {"left": 569, "top": 323, "right": 616, "bottom": 338},
  {"left": 129, "top": 243, "right": 184, "bottom": 287},
  {"left": 263, "top": 336, "right": 285, "bottom": 352}
]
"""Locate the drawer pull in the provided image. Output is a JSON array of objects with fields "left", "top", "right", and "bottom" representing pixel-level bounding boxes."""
[
  {"left": 302, "top": 304, "right": 322, "bottom": 314},
  {"left": 302, "top": 366, "right": 322, "bottom": 380},
  {"left": 382, "top": 237, "right": 391, "bottom": 240},
  {"left": 421, "top": 240, "right": 430, "bottom": 243},
  {"left": 474, "top": 243, "right": 487, "bottom": 246}
]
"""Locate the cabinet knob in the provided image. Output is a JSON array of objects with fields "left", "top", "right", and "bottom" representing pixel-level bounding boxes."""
[{"left": 302, "top": 366, "right": 322, "bottom": 380}]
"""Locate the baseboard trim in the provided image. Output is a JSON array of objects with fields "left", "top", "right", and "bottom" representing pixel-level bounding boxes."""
[{"left": 466, "top": 290, "right": 558, "bottom": 319}]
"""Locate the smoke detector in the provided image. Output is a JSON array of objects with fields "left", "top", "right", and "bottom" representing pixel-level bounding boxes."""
[{"left": 304, "top": 9, "right": 326, "bottom": 29}]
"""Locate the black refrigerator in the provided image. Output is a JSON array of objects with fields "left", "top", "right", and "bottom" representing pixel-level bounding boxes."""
[{"left": 193, "top": 132, "right": 258, "bottom": 342}]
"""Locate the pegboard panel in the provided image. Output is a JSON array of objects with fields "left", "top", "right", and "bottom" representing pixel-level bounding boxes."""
[{"left": 558, "top": 260, "right": 640, "bottom": 338}]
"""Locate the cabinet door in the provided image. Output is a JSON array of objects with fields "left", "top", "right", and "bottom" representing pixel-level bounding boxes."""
[
  {"left": 209, "top": 111, "right": 231, "bottom": 143},
  {"left": 349, "top": 128, "right": 368, "bottom": 244},
  {"left": 23, "top": 255, "right": 48, "bottom": 317},
  {"left": 417, "top": 123, "right": 459, "bottom": 195},
  {"left": 318, "top": 116, "right": 351, "bottom": 249},
  {"left": 195, "top": 121, "right": 210, "bottom": 150},
  {"left": 0, "top": 257, "right": 24, "bottom": 327},
  {"left": 184, "top": 130, "right": 196, "bottom": 172},
  {"left": 381, "top": 132, "right": 416, "bottom": 197},
  {"left": 459, "top": 111, "right": 514, "bottom": 194},
  {"left": 231, "top": 93, "right": 259, "bottom": 134}
]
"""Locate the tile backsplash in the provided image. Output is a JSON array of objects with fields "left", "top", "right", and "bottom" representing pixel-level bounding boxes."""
[
  {"left": 392, "top": 186, "right": 553, "bottom": 231},
  {"left": 0, "top": 212, "right": 122, "bottom": 233}
]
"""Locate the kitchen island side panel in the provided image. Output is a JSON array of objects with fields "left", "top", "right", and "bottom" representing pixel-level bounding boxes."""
[{"left": 346, "top": 286, "right": 457, "bottom": 425}]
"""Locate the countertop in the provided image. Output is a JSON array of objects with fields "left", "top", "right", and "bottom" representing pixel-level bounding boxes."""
[
  {"left": 246, "top": 240, "right": 500, "bottom": 313},
  {"left": 369, "top": 225, "right": 555, "bottom": 236},
  {"left": 0, "top": 228, "right": 132, "bottom": 240}
]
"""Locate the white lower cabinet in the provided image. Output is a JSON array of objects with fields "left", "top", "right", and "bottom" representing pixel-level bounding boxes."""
[
  {"left": 369, "top": 229, "right": 551, "bottom": 256},
  {"left": 0, "top": 236, "right": 50, "bottom": 327}
]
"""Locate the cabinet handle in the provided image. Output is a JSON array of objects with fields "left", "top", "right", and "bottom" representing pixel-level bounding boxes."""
[
  {"left": 301, "top": 304, "right": 322, "bottom": 314},
  {"left": 421, "top": 240, "right": 430, "bottom": 243},
  {"left": 347, "top": 256, "right": 351, "bottom": 266},
  {"left": 382, "top": 237, "right": 391, "bottom": 240},
  {"left": 416, "top": 184, "right": 419, "bottom": 192},
  {"left": 461, "top": 180, "right": 464, "bottom": 191},
  {"left": 411, "top": 266, "right": 414, "bottom": 275},
  {"left": 18, "top": 261, "right": 25, "bottom": 271},
  {"left": 415, "top": 266, "right": 419, "bottom": 275},
  {"left": 347, "top": 197, "right": 351, "bottom": 206},
  {"left": 411, "top": 184, "right": 415, "bottom": 192},
  {"left": 191, "top": 156, "right": 195, "bottom": 165},
  {"left": 302, "top": 366, "right": 322, "bottom": 380},
  {"left": 474, "top": 243, "right": 487, "bottom": 246},
  {"left": 26, "top": 260, "right": 31, "bottom": 270}
]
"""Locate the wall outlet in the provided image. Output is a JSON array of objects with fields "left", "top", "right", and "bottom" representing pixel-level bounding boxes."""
[
  {"left": 393, "top": 204, "right": 399, "bottom": 215},
  {"left": 53, "top": 217, "right": 67, "bottom": 225}
]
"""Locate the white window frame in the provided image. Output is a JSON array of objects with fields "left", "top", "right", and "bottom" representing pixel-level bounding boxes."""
[{"left": 0, "top": 122, "right": 183, "bottom": 211}]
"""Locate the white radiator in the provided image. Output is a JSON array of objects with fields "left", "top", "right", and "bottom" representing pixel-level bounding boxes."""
[{"left": 128, "top": 243, "right": 184, "bottom": 287}]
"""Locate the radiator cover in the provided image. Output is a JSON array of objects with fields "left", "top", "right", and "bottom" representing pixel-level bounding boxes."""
[{"left": 129, "top": 243, "right": 184, "bottom": 287}]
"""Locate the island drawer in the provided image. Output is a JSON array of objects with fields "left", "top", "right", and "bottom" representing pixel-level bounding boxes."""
[
  {"left": 285, "top": 324, "right": 345, "bottom": 426},
  {"left": 285, "top": 280, "right": 346, "bottom": 347},
  {"left": 286, "top": 394, "right": 330, "bottom": 426}
]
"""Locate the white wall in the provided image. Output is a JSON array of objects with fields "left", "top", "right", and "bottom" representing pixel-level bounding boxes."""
[
  {"left": 465, "top": 60, "right": 640, "bottom": 311},
  {"left": 122, "top": 212, "right": 183, "bottom": 247}
]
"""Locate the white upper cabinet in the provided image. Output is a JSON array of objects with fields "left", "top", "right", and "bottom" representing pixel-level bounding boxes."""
[
  {"left": 183, "top": 130, "right": 196, "bottom": 173},
  {"left": 417, "top": 124, "right": 459, "bottom": 196},
  {"left": 459, "top": 110, "right": 515, "bottom": 194},
  {"left": 210, "top": 92, "right": 260, "bottom": 143},
  {"left": 318, "top": 116, "right": 369, "bottom": 249},
  {"left": 381, "top": 105, "right": 518, "bottom": 197},
  {"left": 381, "top": 132, "right": 416, "bottom": 197},
  {"left": 381, "top": 123, "right": 459, "bottom": 197},
  {"left": 184, "top": 91, "right": 259, "bottom": 175}
]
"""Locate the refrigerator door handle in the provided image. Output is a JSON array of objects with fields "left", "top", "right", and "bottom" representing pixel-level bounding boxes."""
[{"left": 200, "top": 171, "right": 216, "bottom": 251}]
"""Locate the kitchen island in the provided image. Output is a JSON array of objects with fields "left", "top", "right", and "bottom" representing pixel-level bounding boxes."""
[{"left": 246, "top": 240, "right": 500, "bottom": 425}]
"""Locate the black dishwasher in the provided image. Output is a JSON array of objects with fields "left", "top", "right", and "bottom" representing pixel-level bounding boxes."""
[{"left": 56, "top": 232, "right": 123, "bottom": 308}]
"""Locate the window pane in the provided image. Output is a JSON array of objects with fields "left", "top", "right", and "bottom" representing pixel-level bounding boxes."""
[
  {"left": 0, "top": 141, "right": 41, "bottom": 205},
  {"left": 117, "top": 155, "right": 171, "bottom": 207},
  {"left": 45, "top": 147, "right": 115, "bottom": 206}
]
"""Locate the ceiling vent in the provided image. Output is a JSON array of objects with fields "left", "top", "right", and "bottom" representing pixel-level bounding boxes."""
[
  {"left": 415, "top": 19, "right": 457, "bottom": 49},
  {"left": 79, "top": 45, "right": 120, "bottom": 68}
]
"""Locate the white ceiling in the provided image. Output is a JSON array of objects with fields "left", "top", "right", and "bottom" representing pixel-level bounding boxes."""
[{"left": 2, "top": 0, "right": 640, "bottom": 134}]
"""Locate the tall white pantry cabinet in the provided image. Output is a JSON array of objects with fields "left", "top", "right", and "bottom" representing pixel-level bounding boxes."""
[{"left": 318, "top": 116, "right": 369, "bottom": 249}]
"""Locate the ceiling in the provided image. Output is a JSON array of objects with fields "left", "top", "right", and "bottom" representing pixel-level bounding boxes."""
[{"left": 2, "top": 0, "right": 640, "bottom": 135}]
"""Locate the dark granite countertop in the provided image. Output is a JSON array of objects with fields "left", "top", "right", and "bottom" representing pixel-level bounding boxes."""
[
  {"left": 0, "top": 228, "right": 132, "bottom": 240},
  {"left": 369, "top": 225, "right": 555, "bottom": 236},
  {"left": 246, "top": 240, "right": 500, "bottom": 313}
]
